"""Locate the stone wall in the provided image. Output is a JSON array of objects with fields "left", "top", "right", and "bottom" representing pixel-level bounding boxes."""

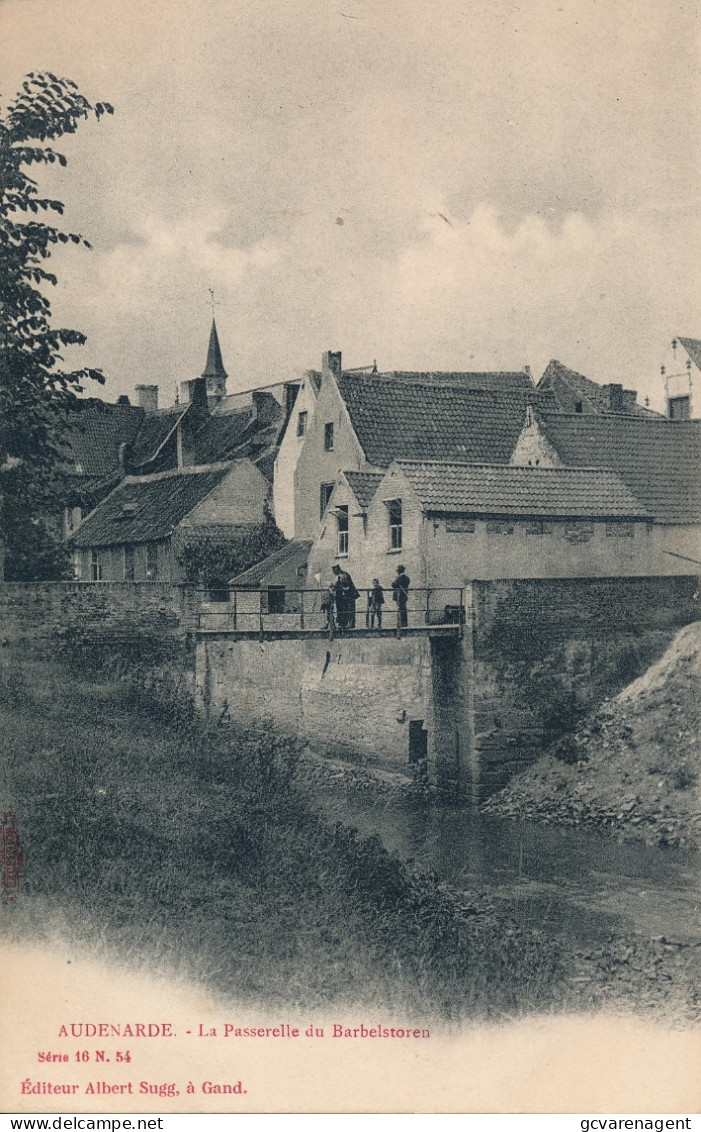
[
  {"left": 197, "top": 574, "right": 700, "bottom": 801},
  {"left": 468, "top": 575, "right": 700, "bottom": 798},
  {"left": 0, "top": 581, "right": 197, "bottom": 673},
  {"left": 197, "top": 633, "right": 435, "bottom": 772}
]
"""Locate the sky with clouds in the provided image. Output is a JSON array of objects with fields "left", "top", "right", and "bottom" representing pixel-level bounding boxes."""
[{"left": 1, "top": 0, "right": 698, "bottom": 407}]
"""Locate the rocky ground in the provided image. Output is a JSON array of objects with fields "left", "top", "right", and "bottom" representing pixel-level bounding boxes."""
[{"left": 483, "top": 621, "right": 701, "bottom": 849}]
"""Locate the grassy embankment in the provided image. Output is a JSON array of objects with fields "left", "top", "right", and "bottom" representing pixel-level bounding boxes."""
[
  {"left": 1, "top": 648, "right": 566, "bottom": 1023},
  {"left": 1, "top": 641, "right": 698, "bottom": 1023}
]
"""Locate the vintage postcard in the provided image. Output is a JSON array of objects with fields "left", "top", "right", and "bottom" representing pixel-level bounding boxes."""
[{"left": 1, "top": 0, "right": 699, "bottom": 1117}]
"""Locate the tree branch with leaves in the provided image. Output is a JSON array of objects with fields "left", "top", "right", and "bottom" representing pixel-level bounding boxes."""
[{"left": 0, "top": 73, "right": 113, "bottom": 579}]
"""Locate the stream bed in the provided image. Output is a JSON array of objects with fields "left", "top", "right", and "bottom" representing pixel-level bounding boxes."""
[{"left": 313, "top": 783, "right": 701, "bottom": 947}]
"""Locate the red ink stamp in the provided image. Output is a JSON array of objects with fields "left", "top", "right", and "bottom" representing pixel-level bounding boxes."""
[{"left": 1, "top": 811, "right": 23, "bottom": 901}]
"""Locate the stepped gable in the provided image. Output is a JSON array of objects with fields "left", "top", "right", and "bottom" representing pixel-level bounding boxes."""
[
  {"left": 59, "top": 398, "right": 144, "bottom": 475},
  {"left": 535, "top": 413, "right": 701, "bottom": 523},
  {"left": 394, "top": 460, "right": 650, "bottom": 519},
  {"left": 677, "top": 337, "right": 701, "bottom": 370},
  {"left": 344, "top": 471, "right": 384, "bottom": 508},
  {"left": 70, "top": 464, "right": 233, "bottom": 547},
  {"left": 538, "top": 359, "right": 661, "bottom": 417},
  {"left": 336, "top": 372, "right": 557, "bottom": 467}
]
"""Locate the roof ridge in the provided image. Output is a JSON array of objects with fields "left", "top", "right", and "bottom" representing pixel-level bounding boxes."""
[
  {"left": 338, "top": 372, "right": 541, "bottom": 395},
  {"left": 396, "top": 458, "right": 636, "bottom": 474},
  {"left": 122, "top": 461, "right": 238, "bottom": 484}
]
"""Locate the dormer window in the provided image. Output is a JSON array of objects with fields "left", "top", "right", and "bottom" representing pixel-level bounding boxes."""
[{"left": 575, "top": 401, "right": 583, "bottom": 414}]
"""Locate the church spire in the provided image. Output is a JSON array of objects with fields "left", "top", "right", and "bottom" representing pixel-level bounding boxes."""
[{"left": 201, "top": 318, "right": 227, "bottom": 405}]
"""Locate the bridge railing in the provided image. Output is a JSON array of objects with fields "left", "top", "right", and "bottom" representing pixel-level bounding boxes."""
[{"left": 196, "top": 586, "right": 465, "bottom": 635}]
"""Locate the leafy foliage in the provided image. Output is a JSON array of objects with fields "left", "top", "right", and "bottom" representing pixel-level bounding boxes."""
[
  {"left": 175, "top": 515, "right": 287, "bottom": 588},
  {"left": 2, "top": 513, "right": 73, "bottom": 581},
  {"left": 0, "top": 73, "right": 113, "bottom": 575}
]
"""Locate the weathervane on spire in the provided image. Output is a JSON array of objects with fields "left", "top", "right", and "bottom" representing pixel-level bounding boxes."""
[{"left": 207, "top": 288, "right": 220, "bottom": 316}]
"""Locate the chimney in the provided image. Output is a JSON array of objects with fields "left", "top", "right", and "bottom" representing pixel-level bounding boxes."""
[
  {"left": 604, "top": 383, "right": 624, "bottom": 412},
  {"left": 135, "top": 384, "right": 158, "bottom": 412},
  {"left": 322, "top": 350, "right": 342, "bottom": 377},
  {"left": 622, "top": 389, "right": 637, "bottom": 412},
  {"left": 180, "top": 376, "right": 209, "bottom": 417},
  {"left": 117, "top": 394, "right": 131, "bottom": 406}
]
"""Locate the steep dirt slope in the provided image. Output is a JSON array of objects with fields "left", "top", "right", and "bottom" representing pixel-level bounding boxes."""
[{"left": 483, "top": 622, "right": 701, "bottom": 848}]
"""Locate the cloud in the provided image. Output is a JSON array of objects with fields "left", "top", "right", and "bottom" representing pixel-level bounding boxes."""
[{"left": 2, "top": 0, "right": 699, "bottom": 406}]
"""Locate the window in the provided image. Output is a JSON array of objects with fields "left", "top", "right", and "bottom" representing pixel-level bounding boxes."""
[
  {"left": 574, "top": 401, "right": 584, "bottom": 414},
  {"left": 296, "top": 411, "right": 308, "bottom": 437},
  {"left": 124, "top": 544, "right": 135, "bottom": 581},
  {"left": 320, "top": 482, "right": 334, "bottom": 518},
  {"left": 323, "top": 422, "right": 334, "bottom": 451},
  {"left": 387, "top": 499, "right": 402, "bottom": 550},
  {"left": 208, "top": 579, "right": 229, "bottom": 603},
  {"left": 336, "top": 505, "right": 349, "bottom": 556},
  {"left": 91, "top": 548, "right": 103, "bottom": 581},
  {"left": 267, "top": 585, "right": 286, "bottom": 613},
  {"left": 486, "top": 521, "right": 515, "bottom": 535},
  {"left": 146, "top": 542, "right": 159, "bottom": 580}
]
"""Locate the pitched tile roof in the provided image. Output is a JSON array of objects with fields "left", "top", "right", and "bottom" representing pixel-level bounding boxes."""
[
  {"left": 230, "top": 539, "right": 313, "bottom": 585},
  {"left": 538, "top": 359, "right": 660, "bottom": 417},
  {"left": 379, "top": 370, "right": 533, "bottom": 392},
  {"left": 70, "top": 464, "right": 234, "bottom": 547},
  {"left": 535, "top": 413, "right": 701, "bottom": 523},
  {"left": 336, "top": 373, "right": 557, "bottom": 467},
  {"left": 394, "top": 460, "right": 650, "bottom": 519},
  {"left": 129, "top": 406, "right": 189, "bottom": 469},
  {"left": 59, "top": 399, "right": 145, "bottom": 475},
  {"left": 344, "top": 470, "right": 384, "bottom": 508},
  {"left": 188, "top": 407, "right": 282, "bottom": 476},
  {"left": 677, "top": 337, "right": 701, "bottom": 371}
]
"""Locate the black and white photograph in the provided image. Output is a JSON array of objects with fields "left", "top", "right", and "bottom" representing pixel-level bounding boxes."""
[{"left": 1, "top": 0, "right": 699, "bottom": 1116}]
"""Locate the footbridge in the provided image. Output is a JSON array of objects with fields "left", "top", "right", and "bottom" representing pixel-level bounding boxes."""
[{"left": 196, "top": 586, "right": 465, "bottom": 640}]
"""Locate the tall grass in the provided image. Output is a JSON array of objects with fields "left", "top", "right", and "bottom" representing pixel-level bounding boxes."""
[{"left": 1, "top": 656, "right": 567, "bottom": 1021}]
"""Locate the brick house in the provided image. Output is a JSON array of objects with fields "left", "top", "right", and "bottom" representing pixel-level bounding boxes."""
[
  {"left": 69, "top": 459, "right": 271, "bottom": 583},
  {"left": 510, "top": 410, "right": 701, "bottom": 570},
  {"left": 307, "top": 461, "right": 654, "bottom": 607},
  {"left": 290, "top": 356, "right": 552, "bottom": 540},
  {"left": 56, "top": 320, "right": 299, "bottom": 542}
]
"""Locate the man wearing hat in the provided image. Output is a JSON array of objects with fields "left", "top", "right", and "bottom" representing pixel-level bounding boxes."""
[{"left": 391, "top": 564, "right": 410, "bottom": 629}]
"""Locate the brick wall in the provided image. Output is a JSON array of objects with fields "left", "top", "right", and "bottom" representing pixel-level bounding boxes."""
[{"left": 0, "top": 581, "right": 197, "bottom": 672}]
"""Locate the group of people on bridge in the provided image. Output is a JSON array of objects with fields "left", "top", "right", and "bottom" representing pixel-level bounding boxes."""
[{"left": 320, "top": 564, "right": 411, "bottom": 632}]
